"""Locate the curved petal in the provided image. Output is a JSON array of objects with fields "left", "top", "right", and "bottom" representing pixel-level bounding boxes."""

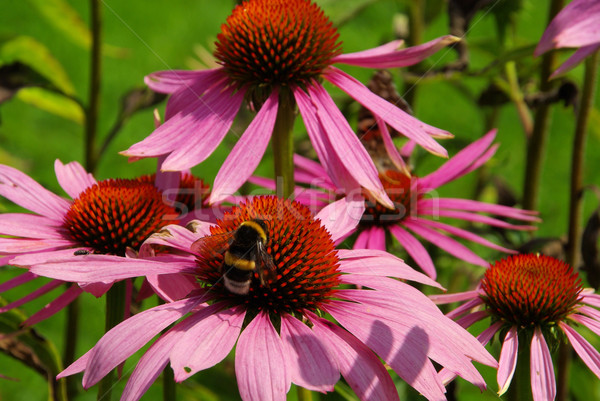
[
  {"left": 389, "top": 224, "right": 436, "bottom": 278},
  {"left": 0, "top": 213, "right": 65, "bottom": 239},
  {"left": 0, "top": 271, "right": 37, "bottom": 292},
  {"left": 0, "top": 238, "right": 74, "bottom": 254},
  {"left": 560, "top": 322, "right": 600, "bottom": 379},
  {"left": 24, "top": 285, "right": 83, "bottom": 326},
  {"left": 0, "top": 280, "right": 63, "bottom": 313},
  {"left": 144, "top": 69, "right": 221, "bottom": 93},
  {"left": 306, "top": 83, "right": 392, "bottom": 208},
  {"left": 0, "top": 164, "right": 70, "bottom": 220},
  {"left": 293, "top": 154, "right": 334, "bottom": 190},
  {"left": 569, "top": 312, "right": 600, "bottom": 337},
  {"left": 280, "top": 314, "right": 339, "bottom": 392},
  {"left": 324, "top": 68, "right": 449, "bottom": 155},
  {"left": 171, "top": 305, "right": 245, "bottom": 381},
  {"left": 309, "top": 313, "right": 400, "bottom": 401},
  {"left": 11, "top": 248, "right": 90, "bottom": 267},
  {"left": 54, "top": 160, "right": 96, "bottom": 199},
  {"left": 551, "top": 43, "right": 600, "bottom": 78},
  {"left": 429, "top": 290, "right": 480, "bottom": 305},
  {"left": 530, "top": 327, "right": 556, "bottom": 401},
  {"left": 375, "top": 114, "right": 409, "bottom": 174},
  {"left": 210, "top": 90, "right": 279, "bottom": 204},
  {"left": 146, "top": 273, "right": 198, "bottom": 302},
  {"left": 419, "top": 208, "right": 536, "bottom": 231},
  {"left": 235, "top": 311, "right": 290, "bottom": 401},
  {"left": 419, "top": 197, "right": 539, "bottom": 221},
  {"left": 315, "top": 197, "right": 363, "bottom": 243},
  {"left": 333, "top": 36, "right": 460, "bottom": 68},
  {"left": 353, "top": 228, "right": 371, "bottom": 249},
  {"left": 366, "top": 225, "right": 386, "bottom": 251},
  {"left": 497, "top": 326, "right": 518, "bottom": 396},
  {"left": 81, "top": 296, "right": 205, "bottom": 387}
]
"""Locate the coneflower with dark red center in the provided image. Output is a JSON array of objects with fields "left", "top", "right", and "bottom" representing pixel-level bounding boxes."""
[
  {"left": 130, "top": 0, "right": 461, "bottom": 205},
  {"left": 215, "top": 0, "right": 341, "bottom": 88},
  {"left": 432, "top": 254, "right": 600, "bottom": 401},
  {"left": 361, "top": 169, "right": 416, "bottom": 226},
  {"left": 48, "top": 195, "right": 497, "bottom": 401}
]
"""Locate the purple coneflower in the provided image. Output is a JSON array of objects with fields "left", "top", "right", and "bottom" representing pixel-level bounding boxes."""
[
  {"left": 36, "top": 196, "right": 497, "bottom": 401},
  {"left": 0, "top": 161, "right": 208, "bottom": 324},
  {"left": 535, "top": 0, "right": 600, "bottom": 77},
  {"left": 124, "top": 0, "right": 459, "bottom": 205},
  {"left": 258, "top": 130, "right": 539, "bottom": 278},
  {"left": 432, "top": 254, "right": 600, "bottom": 401}
]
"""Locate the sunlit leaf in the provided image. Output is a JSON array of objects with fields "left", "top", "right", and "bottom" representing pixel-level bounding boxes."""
[
  {"left": 27, "top": 0, "right": 128, "bottom": 58},
  {"left": 16, "top": 87, "right": 84, "bottom": 124},
  {"left": 0, "top": 36, "right": 75, "bottom": 95}
]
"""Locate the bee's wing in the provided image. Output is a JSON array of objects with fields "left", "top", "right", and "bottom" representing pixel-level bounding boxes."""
[
  {"left": 190, "top": 231, "right": 234, "bottom": 260},
  {"left": 256, "top": 241, "right": 277, "bottom": 284}
]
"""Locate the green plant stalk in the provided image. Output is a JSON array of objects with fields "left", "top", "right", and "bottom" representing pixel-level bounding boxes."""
[
  {"left": 64, "top": 289, "right": 80, "bottom": 400},
  {"left": 97, "top": 281, "right": 127, "bottom": 401},
  {"left": 506, "top": 335, "right": 533, "bottom": 401},
  {"left": 522, "top": 0, "right": 564, "bottom": 211},
  {"left": 163, "top": 365, "right": 176, "bottom": 401},
  {"left": 271, "top": 87, "right": 296, "bottom": 199},
  {"left": 558, "top": 49, "right": 599, "bottom": 401},
  {"left": 505, "top": 61, "right": 533, "bottom": 135},
  {"left": 86, "top": 0, "right": 103, "bottom": 173},
  {"left": 403, "top": 0, "right": 424, "bottom": 107},
  {"left": 297, "top": 385, "right": 315, "bottom": 401}
]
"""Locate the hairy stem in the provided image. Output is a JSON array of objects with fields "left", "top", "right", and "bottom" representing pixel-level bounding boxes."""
[{"left": 271, "top": 87, "right": 296, "bottom": 199}]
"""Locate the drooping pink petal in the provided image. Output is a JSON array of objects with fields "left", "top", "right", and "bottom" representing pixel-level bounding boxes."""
[
  {"left": 0, "top": 213, "right": 65, "bottom": 239},
  {"left": 210, "top": 90, "right": 279, "bottom": 204},
  {"left": 417, "top": 130, "right": 496, "bottom": 190},
  {"left": 54, "top": 160, "right": 96, "bottom": 199},
  {"left": 403, "top": 218, "right": 489, "bottom": 266},
  {"left": 445, "top": 297, "right": 485, "bottom": 320},
  {"left": 429, "top": 289, "right": 480, "bottom": 305},
  {"left": 582, "top": 293, "right": 600, "bottom": 308},
  {"left": 308, "top": 313, "right": 400, "bottom": 401},
  {"left": 560, "top": 322, "right": 600, "bottom": 379},
  {"left": 573, "top": 307, "right": 600, "bottom": 335},
  {"left": 333, "top": 36, "right": 460, "bottom": 68},
  {"left": 306, "top": 83, "right": 393, "bottom": 208},
  {"left": 120, "top": 310, "right": 205, "bottom": 401},
  {"left": 324, "top": 68, "right": 450, "bottom": 155},
  {"left": 419, "top": 208, "right": 537, "bottom": 231},
  {"left": 24, "top": 284, "right": 83, "bottom": 326},
  {"left": 389, "top": 224, "right": 436, "bottom": 278},
  {"left": 0, "top": 280, "right": 63, "bottom": 313},
  {"left": 164, "top": 70, "right": 230, "bottom": 119},
  {"left": 453, "top": 310, "right": 488, "bottom": 329},
  {"left": 415, "top": 217, "right": 516, "bottom": 254},
  {"left": 374, "top": 114, "right": 409, "bottom": 173},
  {"left": 366, "top": 225, "right": 386, "bottom": 251},
  {"left": 144, "top": 69, "right": 221, "bottom": 93},
  {"left": 353, "top": 228, "right": 371, "bottom": 249},
  {"left": 530, "top": 327, "right": 556, "bottom": 401},
  {"left": 418, "top": 197, "right": 540, "bottom": 221},
  {"left": 535, "top": 0, "right": 600, "bottom": 55},
  {"left": 141, "top": 223, "right": 210, "bottom": 255},
  {"left": 551, "top": 43, "right": 600, "bottom": 77},
  {"left": 280, "top": 314, "right": 339, "bottom": 392},
  {"left": 0, "top": 165, "right": 71, "bottom": 220},
  {"left": 79, "top": 281, "right": 112, "bottom": 297},
  {"left": 81, "top": 296, "right": 205, "bottom": 387},
  {"left": 497, "top": 326, "right": 519, "bottom": 396},
  {"left": 293, "top": 154, "right": 335, "bottom": 190},
  {"left": 235, "top": 311, "right": 290, "bottom": 401},
  {"left": 171, "top": 305, "right": 245, "bottom": 381},
  {"left": 146, "top": 273, "right": 198, "bottom": 302},
  {"left": 11, "top": 248, "right": 92, "bottom": 267},
  {"left": 338, "top": 250, "right": 442, "bottom": 289},
  {"left": 58, "top": 348, "right": 92, "bottom": 378},
  {"left": 29, "top": 254, "right": 197, "bottom": 283},
  {"left": 0, "top": 238, "right": 75, "bottom": 254},
  {"left": 0, "top": 271, "right": 37, "bottom": 292},
  {"left": 315, "top": 197, "right": 363, "bottom": 243}
]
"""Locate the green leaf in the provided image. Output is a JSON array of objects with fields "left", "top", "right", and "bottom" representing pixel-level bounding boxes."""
[
  {"left": 0, "top": 303, "right": 67, "bottom": 401},
  {"left": 27, "top": 0, "right": 128, "bottom": 58},
  {"left": 0, "top": 36, "right": 75, "bottom": 95},
  {"left": 16, "top": 87, "right": 84, "bottom": 124}
]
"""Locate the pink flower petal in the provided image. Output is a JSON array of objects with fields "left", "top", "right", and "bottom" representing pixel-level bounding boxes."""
[
  {"left": 429, "top": 290, "right": 480, "bottom": 305},
  {"left": 324, "top": 68, "right": 449, "bottom": 156},
  {"left": 0, "top": 164, "right": 70, "bottom": 220},
  {"left": 54, "top": 160, "right": 96, "bottom": 199},
  {"left": 146, "top": 273, "right": 198, "bottom": 302},
  {"left": 81, "top": 296, "right": 205, "bottom": 387},
  {"left": 307, "top": 83, "right": 392, "bottom": 208},
  {"left": 0, "top": 271, "right": 37, "bottom": 292},
  {"left": 403, "top": 218, "right": 489, "bottom": 266},
  {"left": 79, "top": 281, "right": 112, "bottom": 297},
  {"left": 141, "top": 223, "right": 208, "bottom": 255},
  {"left": 144, "top": 69, "right": 220, "bottom": 93},
  {"left": 530, "top": 327, "right": 556, "bottom": 401},
  {"left": 0, "top": 280, "right": 63, "bottom": 313},
  {"left": 333, "top": 36, "right": 460, "bottom": 68},
  {"left": 0, "top": 238, "right": 74, "bottom": 254},
  {"left": 235, "top": 311, "right": 290, "bottom": 401},
  {"left": 280, "top": 314, "right": 339, "bottom": 392},
  {"left": 419, "top": 208, "right": 537, "bottom": 231},
  {"left": 210, "top": 90, "right": 279, "bottom": 204},
  {"left": 353, "top": 228, "right": 370, "bottom": 249},
  {"left": 445, "top": 297, "right": 485, "bottom": 320},
  {"left": 497, "top": 326, "right": 519, "bottom": 396},
  {"left": 24, "top": 284, "right": 83, "bottom": 326},
  {"left": 171, "top": 305, "right": 245, "bottom": 381},
  {"left": 418, "top": 130, "right": 496, "bottom": 190},
  {"left": 535, "top": 0, "right": 600, "bottom": 55},
  {"left": 575, "top": 306, "right": 600, "bottom": 332},
  {"left": 293, "top": 154, "right": 334, "bottom": 190},
  {"left": 11, "top": 248, "right": 92, "bottom": 267},
  {"left": 315, "top": 197, "right": 363, "bottom": 243},
  {"left": 0, "top": 213, "right": 65, "bottom": 239},
  {"left": 30, "top": 254, "right": 196, "bottom": 283},
  {"left": 560, "top": 322, "right": 600, "bottom": 379},
  {"left": 551, "top": 43, "right": 600, "bottom": 78},
  {"left": 375, "top": 114, "right": 409, "bottom": 173},
  {"left": 389, "top": 224, "right": 436, "bottom": 278},
  {"left": 419, "top": 197, "right": 540, "bottom": 221},
  {"left": 365, "top": 225, "right": 386, "bottom": 251},
  {"left": 309, "top": 313, "right": 400, "bottom": 401},
  {"left": 163, "top": 70, "right": 229, "bottom": 119}
]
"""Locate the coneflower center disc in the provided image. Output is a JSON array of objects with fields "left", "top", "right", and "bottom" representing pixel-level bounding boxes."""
[
  {"left": 214, "top": 0, "right": 342, "bottom": 88},
  {"left": 63, "top": 178, "right": 178, "bottom": 255},
  {"left": 481, "top": 254, "right": 583, "bottom": 328},
  {"left": 361, "top": 170, "right": 416, "bottom": 226},
  {"left": 195, "top": 196, "right": 341, "bottom": 315}
]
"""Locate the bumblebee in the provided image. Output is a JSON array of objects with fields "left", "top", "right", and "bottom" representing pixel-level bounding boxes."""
[{"left": 191, "top": 219, "right": 276, "bottom": 295}]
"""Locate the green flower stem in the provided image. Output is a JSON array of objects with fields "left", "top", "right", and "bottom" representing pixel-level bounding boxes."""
[
  {"left": 86, "top": 0, "right": 103, "bottom": 173},
  {"left": 64, "top": 290, "right": 80, "bottom": 400},
  {"left": 271, "top": 87, "right": 296, "bottom": 199},
  {"left": 297, "top": 385, "right": 315, "bottom": 401},
  {"left": 403, "top": 0, "right": 424, "bottom": 107},
  {"left": 506, "top": 335, "right": 533, "bottom": 401},
  {"left": 559, "top": 49, "right": 599, "bottom": 401},
  {"left": 97, "top": 281, "right": 127, "bottom": 401},
  {"left": 163, "top": 365, "right": 176, "bottom": 401},
  {"left": 505, "top": 61, "right": 533, "bottom": 135},
  {"left": 522, "top": 0, "right": 564, "bottom": 211}
]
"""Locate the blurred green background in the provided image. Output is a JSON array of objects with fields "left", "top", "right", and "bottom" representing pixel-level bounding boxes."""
[{"left": 0, "top": 0, "right": 599, "bottom": 400}]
